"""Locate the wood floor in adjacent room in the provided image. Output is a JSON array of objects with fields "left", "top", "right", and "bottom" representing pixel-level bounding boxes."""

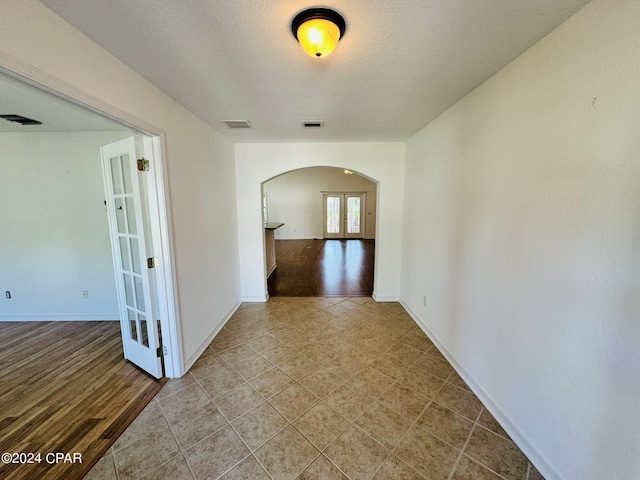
[
  {"left": 0, "top": 321, "right": 165, "bottom": 480},
  {"left": 267, "top": 239, "right": 375, "bottom": 297}
]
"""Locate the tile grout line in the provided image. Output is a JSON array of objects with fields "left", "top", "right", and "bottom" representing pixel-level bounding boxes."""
[
  {"left": 267, "top": 331, "right": 399, "bottom": 479},
  {"left": 113, "top": 397, "right": 184, "bottom": 480},
  {"left": 377, "top": 371, "right": 460, "bottom": 478},
  {"left": 204, "top": 368, "right": 278, "bottom": 480},
  {"left": 464, "top": 424, "right": 523, "bottom": 480},
  {"left": 380, "top": 371, "right": 440, "bottom": 459},
  {"left": 453, "top": 419, "right": 518, "bottom": 480},
  {"left": 446, "top": 404, "right": 484, "bottom": 480},
  {"left": 238, "top": 378, "right": 324, "bottom": 479},
  {"left": 300, "top": 402, "right": 392, "bottom": 480},
  {"left": 109, "top": 448, "right": 120, "bottom": 480},
  {"left": 277, "top": 312, "right": 443, "bottom": 478},
  {"left": 345, "top": 424, "right": 393, "bottom": 479},
  {"left": 135, "top": 297, "right": 524, "bottom": 480},
  {"left": 199, "top": 354, "right": 320, "bottom": 480},
  {"left": 186, "top": 361, "right": 253, "bottom": 480},
  {"left": 155, "top": 397, "right": 199, "bottom": 480},
  {"left": 112, "top": 395, "right": 191, "bottom": 480},
  {"left": 386, "top": 395, "right": 435, "bottom": 460}
]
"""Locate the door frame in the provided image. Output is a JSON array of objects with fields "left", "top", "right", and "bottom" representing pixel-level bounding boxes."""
[
  {"left": 142, "top": 136, "right": 181, "bottom": 378},
  {"left": 0, "top": 65, "right": 183, "bottom": 378}
]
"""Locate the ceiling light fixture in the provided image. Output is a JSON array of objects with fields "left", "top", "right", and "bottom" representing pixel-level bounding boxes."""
[
  {"left": 291, "top": 7, "right": 346, "bottom": 58},
  {"left": 344, "top": 169, "right": 353, "bottom": 175}
]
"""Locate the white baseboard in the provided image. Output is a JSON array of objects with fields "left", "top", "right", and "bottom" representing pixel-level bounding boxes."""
[
  {"left": 242, "top": 295, "right": 268, "bottom": 302},
  {"left": 372, "top": 293, "right": 400, "bottom": 302},
  {"left": 183, "top": 300, "right": 241, "bottom": 373},
  {"left": 399, "top": 298, "right": 563, "bottom": 480},
  {"left": 0, "top": 313, "right": 118, "bottom": 322}
]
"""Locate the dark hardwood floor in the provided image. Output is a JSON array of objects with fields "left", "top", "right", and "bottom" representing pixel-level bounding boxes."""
[
  {"left": 0, "top": 321, "right": 165, "bottom": 480},
  {"left": 267, "top": 239, "right": 375, "bottom": 297}
]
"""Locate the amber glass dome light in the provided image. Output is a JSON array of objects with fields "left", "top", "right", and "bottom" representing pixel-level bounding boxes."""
[{"left": 291, "top": 8, "right": 346, "bottom": 58}]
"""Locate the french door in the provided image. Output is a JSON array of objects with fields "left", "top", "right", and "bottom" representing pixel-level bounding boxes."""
[
  {"left": 101, "top": 137, "right": 162, "bottom": 378},
  {"left": 322, "top": 192, "right": 365, "bottom": 239}
]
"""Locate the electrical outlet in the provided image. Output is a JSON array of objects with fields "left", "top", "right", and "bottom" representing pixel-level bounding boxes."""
[
  {"left": 5, "top": 291, "right": 11, "bottom": 299},
  {"left": 82, "top": 290, "right": 89, "bottom": 299}
]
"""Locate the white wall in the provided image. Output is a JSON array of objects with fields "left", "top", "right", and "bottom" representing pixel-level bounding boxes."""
[
  {"left": 400, "top": 1, "right": 640, "bottom": 479},
  {"left": 235, "top": 142, "right": 404, "bottom": 302},
  {"left": 0, "top": 131, "right": 131, "bottom": 320},
  {"left": 263, "top": 167, "right": 377, "bottom": 240},
  {"left": 0, "top": 0, "right": 241, "bottom": 373}
]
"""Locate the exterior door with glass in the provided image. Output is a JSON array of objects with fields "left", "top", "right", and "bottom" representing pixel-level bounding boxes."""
[
  {"left": 322, "top": 192, "right": 365, "bottom": 239},
  {"left": 101, "top": 137, "right": 163, "bottom": 378}
]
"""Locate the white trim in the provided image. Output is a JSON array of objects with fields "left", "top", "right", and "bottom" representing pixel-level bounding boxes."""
[
  {"left": 143, "top": 135, "right": 183, "bottom": 378},
  {"left": 372, "top": 293, "right": 400, "bottom": 302},
  {"left": 242, "top": 295, "right": 269, "bottom": 303},
  {"left": 266, "top": 263, "right": 277, "bottom": 277},
  {"left": 0, "top": 54, "right": 161, "bottom": 136},
  {"left": 399, "top": 298, "right": 563, "bottom": 480},
  {"left": 0, "top": 314, "right": 119, "bottom": 322},
  {"left": 183, "top": 300, "right": 241, "bottom": 372}
]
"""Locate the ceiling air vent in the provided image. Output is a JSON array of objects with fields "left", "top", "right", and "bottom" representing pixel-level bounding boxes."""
[
  {"left": 221, "top": 119, "right": 253, "bottom": 129},
  {"left": 0, "top": 114, "right": 42, "bottom": 125},
  {"left": 301, "top": 120, "right": 324, "bottom": 128}
]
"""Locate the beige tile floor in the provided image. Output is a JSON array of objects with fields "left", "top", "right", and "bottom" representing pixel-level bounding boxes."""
[{"left": 85, "top": 297, "right": 545, "bottom": 480}]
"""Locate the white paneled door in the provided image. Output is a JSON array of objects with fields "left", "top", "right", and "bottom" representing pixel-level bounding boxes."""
[
  {"left": 322, "top": 192, "right": 365, "bottom": 239},
  {"left": 101, "top": 137, "right": 162, "bottom": 378}
]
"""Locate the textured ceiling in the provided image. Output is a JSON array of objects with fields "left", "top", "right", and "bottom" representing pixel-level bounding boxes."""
[{"left": 39, "top": 0, "right": 590, "bottom": 143}]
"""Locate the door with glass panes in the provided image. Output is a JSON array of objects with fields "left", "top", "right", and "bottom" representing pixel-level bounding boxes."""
[
  {"left": 101, "top": 137, "right": 162, "bottom": 378},
  {"left": 322, "top": 192, "right": 365, "bottom": 239}
]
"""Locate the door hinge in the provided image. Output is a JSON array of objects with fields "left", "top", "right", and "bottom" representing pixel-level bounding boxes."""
[
  {"left": 137, "top": 158, "right": 150, "bottom": 171},
  {"left": 147, "top": 257, "right": 159, "bottom": 268},
  {"left": 156, "top": 345, "right": 167, "bottom": 357}
]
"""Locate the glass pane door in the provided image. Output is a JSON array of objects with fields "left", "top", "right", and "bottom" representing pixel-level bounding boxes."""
[
  {"left": 346, "top": 196, "right": 361, "bottom": 234},
  {"left": 101, "top": 137, "right": 162, "bottom": 378},
  {"left": 323, "top": 192, "right": 365, "bottom": 239},
  {"left": 326, "top": 195, "right": 341, "bottom": 235},
  {"left": 344, "top": 193, "right": 365, "bottom": 239}
]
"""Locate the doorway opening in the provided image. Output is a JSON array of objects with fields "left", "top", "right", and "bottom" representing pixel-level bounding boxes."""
[
  {"left": 266, "top": 239, "right": 374, "bottom": 296},
  {"left": 0, "top": 70, "right": 178, "bottom": 477},
  {"left": 0, "top": 70, "right": 179, "bottom": 377},
  {"left": 262, "top": 167, "right": 377, "bottom": 297}
]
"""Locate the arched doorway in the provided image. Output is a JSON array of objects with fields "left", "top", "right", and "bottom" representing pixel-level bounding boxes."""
[
  {"left": 262, "top": 167, "right": 377, "bottom": 296},
  {"left": 234, "top": 142, "right": 404, "bottom": 303}
]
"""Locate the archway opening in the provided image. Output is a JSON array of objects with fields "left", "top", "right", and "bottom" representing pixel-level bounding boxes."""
[{"left": 261, "top": 166, "right": 378, "bottom": 297}]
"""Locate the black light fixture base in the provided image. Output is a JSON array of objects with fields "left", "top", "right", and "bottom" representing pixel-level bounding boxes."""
[{"left": 291, "top": 7, "right": 346, "bottom": 40}]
